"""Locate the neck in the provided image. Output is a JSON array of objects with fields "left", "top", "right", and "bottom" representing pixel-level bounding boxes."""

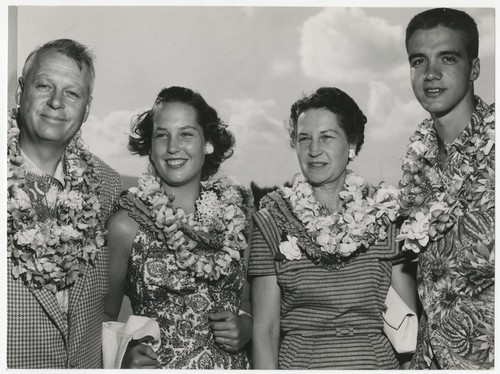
[
  {"left": 310, "top": 171, "right": 346, "bottom": 213},
  {"left": 162, "top": 180, "right": 201, "bottom": 214},
  {"left": 19, "top": 134, "right": 66, "bottom": 176},
  {"left": 432, "top": 91, "right": 475, "bottom": 144}
]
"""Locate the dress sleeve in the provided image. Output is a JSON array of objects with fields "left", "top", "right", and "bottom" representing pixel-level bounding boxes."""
[{"left": 247, "top": 210, "right": 279, "bottom": 278}]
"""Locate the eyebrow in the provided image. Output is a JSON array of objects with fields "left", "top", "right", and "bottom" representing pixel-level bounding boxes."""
[
  {"left": 408, "top": 50, "right": 462, "bottom": 62},
  {"left": 153, "top": 125, "right": 200, "bottom": 132},
  {"left": 297, "top": 129, "right": 338, "bottom": 136}
]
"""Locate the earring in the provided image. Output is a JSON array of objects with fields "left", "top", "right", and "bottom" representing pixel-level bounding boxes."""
[
  {"left": 349, "top": 148, "right": 356, "bottom": 160},
  {"left": 205, "top": 143, "right": 214, "bottom": 155}
]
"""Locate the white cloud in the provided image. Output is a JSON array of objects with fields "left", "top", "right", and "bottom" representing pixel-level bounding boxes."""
[
  {"left": 220, "top": 98, "right": 299, "bottom": 187},
  {"left": 81, "top": 109, "right": 149, "bottom": 178},
  {"left": 299, "top": 8, "right": 406, "bottom": 84}
]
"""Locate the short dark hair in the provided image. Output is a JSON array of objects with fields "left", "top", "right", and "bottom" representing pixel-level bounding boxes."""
[
  {"left": 129, "top": 86, "right": 235, "bottom": 181},
  {"left": 287, "top": 87, "right": 366, "bottom": 154},
  {"left": 405, "top": 8, "right": 479, "bottom": 62},
  {"left": 22, "top": 38, "right": 96, "bottom": 94}
]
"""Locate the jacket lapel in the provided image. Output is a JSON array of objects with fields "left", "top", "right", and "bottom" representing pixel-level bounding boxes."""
[{"left": 28, "top": 285, "right": 69, "bottom": 344}]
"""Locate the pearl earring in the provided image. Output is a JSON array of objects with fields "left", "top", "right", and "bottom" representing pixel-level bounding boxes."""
[
  {"left": 349, "top": 148, "right": 356, "bottom": 160},
  {"left": 205, "top": 143, "right": 214, "bottom": 155}
]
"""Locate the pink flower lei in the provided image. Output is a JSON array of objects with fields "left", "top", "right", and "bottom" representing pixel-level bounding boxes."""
[
  {"left": 397, "top": 106, "right": 495, "bottom": 253},
  {"left": 279, "top": 171, "right": 399, "bottom": 263},
  {"left": 7, "top": 109, "right": 105, "bottom": 293},
  {"left": 129, "top": 172, "right": 249, "bottom": 280}
]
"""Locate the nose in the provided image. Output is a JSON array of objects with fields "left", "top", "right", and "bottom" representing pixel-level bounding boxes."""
[
  {"left": 47, "top": 89, "right": 64, "bottom": 110},
  {"left": 308, "top": 137, "right": 322, "bottom": 157},
  {"left": 424, "top": 60, "right": 441, "bottom": 81},
  {"left": 167, "top": 136, "right": 180, "bottom": 153}
]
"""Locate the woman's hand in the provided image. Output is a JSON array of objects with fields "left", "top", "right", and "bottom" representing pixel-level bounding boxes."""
[
  {"left": 209, "top": 310, "right": 252, "bottom": 352},
  {"left": 121, "top": 336, "right": 158, "bottom": 369}
]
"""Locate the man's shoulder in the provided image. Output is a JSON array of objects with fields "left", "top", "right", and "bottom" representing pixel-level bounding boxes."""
[{"left": 89, "top": 153, "right": 121, "bottom": 183}]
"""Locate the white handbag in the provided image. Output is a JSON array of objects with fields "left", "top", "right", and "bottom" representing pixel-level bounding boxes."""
[
  {"left": 102, "top": 315, "right": 161, "bottom": 369},
  {"left": 382, "top": 286, "right": 418, "bottom": 354}
]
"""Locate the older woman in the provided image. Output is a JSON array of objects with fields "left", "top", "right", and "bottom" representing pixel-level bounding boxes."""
[
  {"left": 249, "top": 87, "right": 416, "bottom": 369},
  {"left": 104, "top": 86, "right": 253, "bottom": 369}
]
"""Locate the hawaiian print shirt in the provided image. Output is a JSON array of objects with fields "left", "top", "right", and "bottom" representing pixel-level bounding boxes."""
[{"left": 407, "top": 97, "right": 495, "bottom": 369}]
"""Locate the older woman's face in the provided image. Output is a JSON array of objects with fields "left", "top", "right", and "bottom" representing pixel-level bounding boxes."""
[{"left": 295, "top": 108, "right": 351, "bottom": 188}]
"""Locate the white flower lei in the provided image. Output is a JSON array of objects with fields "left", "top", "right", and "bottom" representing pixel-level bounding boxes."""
[
  {"left": 279, "top": 171, "right": 399, "bottom": 262},
  {"left": 129, "top": 172, "right": 248, "bottom": 280},
  {"left": 7, "top": 109, "right": 105, "bottom": 293},
  {"left": 397, "top": 99, "right": 495, "bottom": 253}
]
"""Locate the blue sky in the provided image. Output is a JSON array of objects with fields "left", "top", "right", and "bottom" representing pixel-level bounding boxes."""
[{"left": 6, "top": 2, "right": 496, "bottom": 189}]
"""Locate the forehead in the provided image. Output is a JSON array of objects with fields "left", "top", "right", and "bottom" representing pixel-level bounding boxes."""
[
  {"left": 153, "top": 102, "right": 200, "bottom": 128},
  {"left": 28, "top": 50, "right": 92, "bottom": 89},
  {"left": 407, "top": 26, "right": 468, "bottom": 55},
  {"left": 297, "top": 108, "right": 342, "bottom": 131}
]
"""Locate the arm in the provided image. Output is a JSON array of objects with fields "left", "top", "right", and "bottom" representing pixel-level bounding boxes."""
[
  {"left": 251, "top": 274, "right": 281, "bottom": 369},
  {"left": 104, "top": 210, "right": 158, "bottom": 368},
  {"left": 104, "top": 209, "right": 139, "bottom": 322},
  {"left": 209, "top": 223, "right": 253, "bottom": 352},
  {"left": 391, "top": 260, "right": 418, "bottom": 369},
  {"left": 391, "top": 261, "right": 418, "bottom": 314}
]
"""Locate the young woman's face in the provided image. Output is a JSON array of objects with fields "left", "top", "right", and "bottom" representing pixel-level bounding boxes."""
[
  {"left": 295, "top": 108, "right": 352, "bottom": 188},
  {"left": 150, "top": 101, "right": 206, "bottom": 189}
]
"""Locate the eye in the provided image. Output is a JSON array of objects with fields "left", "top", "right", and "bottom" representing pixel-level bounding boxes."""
[
  {"left": 411, "top": 58, "right": 426, "bottom": 67},
  {"left": 321, "top": 134, "right": 334, "bottom": 141},
  {"left": 180, "top": 131, "right": 194, "bottom": 137},
  {"left": 154, "top": 132, "right": 168, "bottom": 139},
  {"left": 442, "top": 56, "right": 457, "bottom": 64},
  {"left": 66, "top": 90, "right": 81, "bottom": 99},
  {"left": 36, "top": 83, "right": 51, "bottom": 91},
  {"left": 297, "top": 136, "right": 310, "bottom": 144}
]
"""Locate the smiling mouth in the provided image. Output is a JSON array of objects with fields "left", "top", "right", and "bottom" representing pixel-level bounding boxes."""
[
  {"left": 41, "top": 114, "right": 66, "bottom": 122},
  {"left": 166, "top": 159, "right": 187, "bottom": 168},
  {"left": 424, "top": 88, "right": 445, "bottom": 96},
  {"left": 308, "top": 161, "right": 327, "bottom": 168}
]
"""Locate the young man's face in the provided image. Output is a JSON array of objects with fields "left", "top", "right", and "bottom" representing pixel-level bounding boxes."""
[{"left": 407, "top": 25, "right": 480, "bottom": 117}]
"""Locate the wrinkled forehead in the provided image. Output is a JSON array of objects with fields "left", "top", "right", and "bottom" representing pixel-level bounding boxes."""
[{"left": 25, "top": 49, "right": 94, "bottom": 94}]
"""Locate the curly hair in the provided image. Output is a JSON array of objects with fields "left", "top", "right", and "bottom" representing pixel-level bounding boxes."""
[
  {"left": 405, "top": 8, "right": 479, "bottom": 62},
  {"left": 287, "top": 87, "right": 366, "bottom": 155},
  {"left": 128, "top": 86, "right": 234, "bottom": 181}
]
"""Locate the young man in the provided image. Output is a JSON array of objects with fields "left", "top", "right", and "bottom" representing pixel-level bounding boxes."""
[
  {"left": 398, "top": 8, "right": 494, "bottom": 369},
  {"left": 7, "top": 39, "right": 122, "bottom": 368}
]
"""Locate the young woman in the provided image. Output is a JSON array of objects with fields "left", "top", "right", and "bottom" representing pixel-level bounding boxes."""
[{"left": 104, "top": 86, "right": 253, "bottom": 369}]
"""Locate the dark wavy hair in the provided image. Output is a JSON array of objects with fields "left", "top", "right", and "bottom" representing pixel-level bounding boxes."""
[
  {"left": 128, "top": 86, "right": 235, "bottom": 181},
  {"left": 405, "top": 8, "right": 479, "bottom": 62},
  {"left": 287, "top": 87, "right": 366, "bottom": 155}
]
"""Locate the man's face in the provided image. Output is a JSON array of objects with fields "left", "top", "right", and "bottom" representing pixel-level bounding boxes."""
[
  {"left": 407, "top": 25, "right": 479, "bottom": 117},
  {"left": 16, "top": 49, "right": 93, "bottom": 149}
]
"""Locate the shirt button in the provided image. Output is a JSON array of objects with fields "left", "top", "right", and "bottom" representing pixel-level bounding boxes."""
[{"left": 431, "top": 323, "right": 438, "bottom": 330}]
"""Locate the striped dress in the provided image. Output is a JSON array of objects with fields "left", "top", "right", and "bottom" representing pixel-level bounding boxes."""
[{"left": 248, "top": 208, "right": 399, "bottom": 369}]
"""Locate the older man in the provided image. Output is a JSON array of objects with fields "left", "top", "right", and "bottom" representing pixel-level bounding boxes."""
[{"left": 7, "top": 39, "right": 122, "bottom": 368}]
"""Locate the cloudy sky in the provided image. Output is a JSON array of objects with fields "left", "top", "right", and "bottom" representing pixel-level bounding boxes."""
[{"left": 6, "top": 2, "right": 495, "bottom": 189}]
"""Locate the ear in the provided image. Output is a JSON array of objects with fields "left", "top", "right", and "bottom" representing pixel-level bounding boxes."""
[
  {"left": 470, "top": 58, "right": 480, "bottom": 82},
  {"left": 82, "top": 96, "right": 93, "bottom": 123},
  {"left": 15, "top": 77, "right": 24, "bottom": 106}
]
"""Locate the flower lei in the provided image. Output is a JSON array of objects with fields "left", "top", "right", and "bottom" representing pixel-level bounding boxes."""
[
  {"left": 397, "top": 99, "right": 495, "bottom": 253},
  {"left": 128, "top": 173, "right": 248, "bottom": 281},
  {"left": 278, "top": 171, "right": 399, "bottom": 266},
  {"left": 7, "top": 109, "right": 105, "bottom": 293}
]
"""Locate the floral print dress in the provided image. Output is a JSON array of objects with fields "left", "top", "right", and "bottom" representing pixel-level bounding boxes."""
[{"left": 119, "top": 178, "right": 252, "bottom": 369}]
